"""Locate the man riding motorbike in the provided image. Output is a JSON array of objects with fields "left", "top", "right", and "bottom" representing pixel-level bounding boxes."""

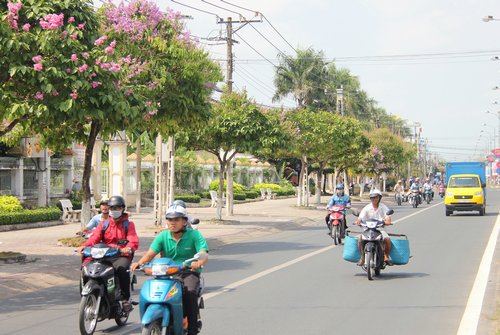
[
  {"left": 76, "top": 195, "right": 139, "bottom": 312},
  {"left": 407, "top": 177, "right": 422, "bottom": 204},
  {"left": 355, "top": 189, "right": 393, "bottom": 266},
  {"left": 325, "top": 184, "right": 351, "bottom": 234},
  {"left": 422, "top": 178, "right": 434, "bottom": 201},
  {"left": 131, "top": 205, "right": 209, "bottom": 335}
]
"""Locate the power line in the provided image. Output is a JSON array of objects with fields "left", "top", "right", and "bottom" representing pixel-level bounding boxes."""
[
  {"left": 262, "top": 14, "right": 297, "bottom": 54},
  {"left": 171, "top": 0, "right": 220, "bottom": 20},
  {"left": 234, "top": 32, "right": 277, "bottom": 67},
  {"left": 220, "top": 0, "right": 260, "bottom": 15},
  {"left": 249, "top": 24, "right": 287, "bottom": 56},
  {"left": 200, "top": 0, "right": 241, "bottom": 17}
]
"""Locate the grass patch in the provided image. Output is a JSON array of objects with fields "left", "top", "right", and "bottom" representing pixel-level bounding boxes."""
[{"left": 58, "top": 237, "right": 86, "bottom": 247}]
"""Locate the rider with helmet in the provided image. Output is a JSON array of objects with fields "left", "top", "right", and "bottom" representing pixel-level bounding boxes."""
[
  {"left": 422, "top": 178, "right": 434, "bottom": 200},
  {"left": 325, "top": 184, "right": 351, "bottom": 233},
  {"left": 131, "top": 205, "right": 208, "bottom": 335},
  {"left": 77, "top": 195, "right": 139, "bottom": 311},
  {"left": 355, "top": 189, "right": 393, "bottom": 266},
  {"left": 407, "top": 177, "right": 422, "bottom": 204},
  {"left": 172, "top": 199, "right": 196, "bottom": 229}
]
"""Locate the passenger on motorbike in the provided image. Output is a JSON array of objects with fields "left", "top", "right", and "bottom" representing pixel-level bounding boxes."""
[
  {"left": 131, "top": 205, "right": 209, "bottom": 335},
  {"left": 355, "top": 189, "right": 393, "bottom": 266},
  {"left": 423, "top": 178, "right": 434, "bottom": 200},
  {"left": 77, "top": 199, "right": 109, "bottom": 236},
  {"left": 325, "top": 184, "right": 351, "bottom": 233},
  {"left": 76, "top": 195, "right": 139, "bottom": 312}
]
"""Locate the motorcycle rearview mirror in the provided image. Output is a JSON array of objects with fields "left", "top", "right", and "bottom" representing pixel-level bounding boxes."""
[
  {"left": 117, "top": 239, "right": 129, "bottom": 246},
  {"left": 386, "top": 209, "right": 394, "bottom": 215},
  {"left": 191, "top": 218, "right": 200, "bottom": 225}
]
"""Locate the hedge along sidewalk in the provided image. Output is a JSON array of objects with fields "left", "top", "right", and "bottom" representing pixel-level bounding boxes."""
[{"left": 0, "top": 220, "right": 63, "bottom": 232}]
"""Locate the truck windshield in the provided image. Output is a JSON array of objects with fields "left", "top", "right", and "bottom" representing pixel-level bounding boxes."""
[{"left": 448, "top": 177, "right": 480, "bottom": 188}]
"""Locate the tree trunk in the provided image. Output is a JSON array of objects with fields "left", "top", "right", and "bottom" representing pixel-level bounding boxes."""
[
  {"left": 226, "top": 160, "right": 233, "bottom": 216},
  {"left": 216, "top": 160, "right": 226, "bottom": 220},
  {"left": 316, "top": 164, "right": 324, "bottom": 204},
  {"left": 81, "top": 120, "right": 101, "bottom": 228},
  {"left": 135, "top": 139, "right": 141, "bottom": 213}
]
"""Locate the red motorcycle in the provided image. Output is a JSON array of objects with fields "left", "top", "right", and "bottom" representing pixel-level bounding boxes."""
[
  {"left": 438, "top": 184, "right": 445, "bottom": 198},
  {"left": 327, "top": 205, "right": 346, "bottom": 245}
]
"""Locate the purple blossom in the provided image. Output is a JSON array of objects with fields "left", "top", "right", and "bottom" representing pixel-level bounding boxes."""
[
  {"left": 70, "top": 33, "right": 78, "bottom": 39},
  {"left": 7, "top": 2, "right": 22, "bottom": 15},
  {"left": 91, "top": 81, "right": 102, "bottom": 88},
  {"left": 68, "top": 16, "right": 75, "bottom": 23},
  {"left": 33, "top": 63, "right": 43, "bottom": 71},
  {"left": 51, "top": 90, "right": 59, "bottom": 96},
  {"left": 66, "top": 68, "right": 71, "bottom": 74},
  {"left": 60, "top": 31, "right": 68, "bottom": 39},
  {"left": 110, "top": 40, "right": 117, "bottom": 48},
  {"left": 22, "top": 23, "right": 31, "bottom": 32},
  {"left": 78, "top": 64, "right": 89, "bottom": 73},
  {"left": 39, "top": 13, "right": 65, "bottom": 30},
  {"left": 70, "top": 54, "right": 78, "bottom": 62},
  {"left": 82, "top": 52, "right": 89, "bottom": 59},
  {"left": 104, "top": 46, "right": 114, "bottom": 54},
  {"left": 109, "top": 63, "right": 121, "bottom": 71},
  {"left": 32, "top": 55, "right": 42, "bottom": 63},
  {"left": 94, "top": 35, "right": 108, "bottom": 46},
  {"left": 34, "top": 91, "right": 44, "bottom": 100},
  {"left": 77, "top": 22, "right": 86, "bottom": 30}
]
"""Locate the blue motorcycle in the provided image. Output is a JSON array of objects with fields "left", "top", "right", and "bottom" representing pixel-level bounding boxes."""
[{"left": 138, "top": 253, "right": 206, "bottom": 335}]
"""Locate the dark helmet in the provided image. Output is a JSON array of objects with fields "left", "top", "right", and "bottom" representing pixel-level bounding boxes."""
[
  {"left": 165, "top": 205, "right": 188, "bottom": 219},
  {"left": 108, "top": 195, "right": 125, "bottom": 208},
  {"left": 172, "top": 199, "right": 186, "bottom": 208}
]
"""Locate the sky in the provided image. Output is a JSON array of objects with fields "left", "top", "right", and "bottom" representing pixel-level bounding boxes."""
[{"left": 153, "top": 0, "right": 500, "bottom": 162}]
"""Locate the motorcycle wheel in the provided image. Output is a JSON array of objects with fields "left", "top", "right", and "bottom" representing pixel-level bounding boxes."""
[
  {"left": 366, "top": 251, "right": 374, "bottom": 281},
  {"left": 332, "top": 225, "right": 339, "bottom": 245},
  {"left": 115, "top": 304, "right": 129, "bottom": 327},
  {"left": 79, "top": 293, "right": 99, "bottom": 335},
  {"left": 141, "top": 320, "right": 162, "bottom": 335}
]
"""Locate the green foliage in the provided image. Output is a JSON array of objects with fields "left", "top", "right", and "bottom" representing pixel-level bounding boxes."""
[
  {"left": 0, "top": 207, "right": 61, "bottom": 225},
  {"left": 0, "top": 196, "right": 23, "bottom": 212},
  {"left": 276, "top": 189, "right": 296, "bottom": 196},
  {"left": 198, "top": 191, "right": 211, "bottom": 199},
  {"left": 253, "top": 183, "right": 281, "bottom": 192},
  {"left": 209, "top": 180, "right": 246, "bottom": 193},
  {"left": 244, "top": 190, "right": 259, "bottom": 199},
  {"left": 174, "top": 195, "right": 201, "bottom": 203},
  {"left": 233, "top": 193, "right": 246, "bottom": 201}
]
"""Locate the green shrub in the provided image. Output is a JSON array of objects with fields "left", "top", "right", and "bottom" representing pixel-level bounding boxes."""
[
  {"left": 174, "top": 195, "right": 201, "bottom": 203},
  {"left": 244, "top": 191, "right": 259, "bottom": 199},
  {"left": 209, "top": 180, "right": 246, "bottom": 193},
  {"left": 276, "top": 189, "right": 295, "bottom": 196},
  {"left": 0, "top": 207, "right": 62, "bottom": 225},
  {"left": 198, "top": 191, "right": 211, "bottom": 199},
  {"left": 0, "top": 196, "right": 23, "bottom": 212},
  {"left": 233, "top": 193, "right": 246, "bottom": 200},
  {"left": 252, "top": 183, "right": 280, "bottom": 192}
]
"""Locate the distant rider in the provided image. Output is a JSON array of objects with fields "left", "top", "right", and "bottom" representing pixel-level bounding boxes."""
[
  {"left": 355, "top": 189, "right": 393, "bottom": 266},
  {"left": 325, "top": 184, "right": 351, "bottom": 234},
  {"left": 408, "top": 177, "right": 422, "bottom": 204},
  {"left": 78, "top": 200, "right": 109, "bottom": 236},
  {"left": 422, "top": 178, "right": 434, "bottom": 200}
]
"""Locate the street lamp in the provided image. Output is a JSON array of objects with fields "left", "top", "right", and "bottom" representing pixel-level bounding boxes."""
[{"left": 482, "top": 15, "right": 500, "bottom": 22}]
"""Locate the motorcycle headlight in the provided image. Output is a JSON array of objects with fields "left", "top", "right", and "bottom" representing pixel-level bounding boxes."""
[{"left": 91, "top": 247, "right": 109, "bottom": 259}]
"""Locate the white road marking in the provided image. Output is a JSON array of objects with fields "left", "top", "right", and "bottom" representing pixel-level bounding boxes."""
[
  {"left": 205, "top": 203, "right": 438, "bottom": 301},
  {"left": 456, "top": 212, "right": 500, "bottom": 335}
]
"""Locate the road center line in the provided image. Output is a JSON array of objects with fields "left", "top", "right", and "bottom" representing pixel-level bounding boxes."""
[
  {"left": 205, "top": 203, "right": 440, "bottom": 301},
  {"left": 456, "top": 211, "right": 500, "bottom": 335}
]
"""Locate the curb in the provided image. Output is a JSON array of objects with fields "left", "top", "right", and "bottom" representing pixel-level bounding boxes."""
[{"left": 0, "top": 220, "right": 64, "bottom": 232}]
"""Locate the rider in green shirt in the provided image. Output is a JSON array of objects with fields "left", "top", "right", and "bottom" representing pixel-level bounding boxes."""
[{"left": 131, "top": 205, "right": 208, "bottom": 335}]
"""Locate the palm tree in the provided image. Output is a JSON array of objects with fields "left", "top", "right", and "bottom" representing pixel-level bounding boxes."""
[{"left": 273, "top": 48, "right": 327, "bottom": 109}]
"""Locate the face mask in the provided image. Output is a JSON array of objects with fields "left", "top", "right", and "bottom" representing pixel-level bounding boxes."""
[{"left": 109, "top": 210, "right": 122, "bottom": 219}]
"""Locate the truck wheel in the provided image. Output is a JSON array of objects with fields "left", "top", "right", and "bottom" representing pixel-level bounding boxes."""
[
  {"left": 445, "top": 210, "right": 451, "bottom": 216},
  {"left": 479, "top": 207, "right": 485, "bottom": 216}
]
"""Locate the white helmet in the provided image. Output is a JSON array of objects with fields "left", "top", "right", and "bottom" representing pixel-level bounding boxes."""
[
  {"left": 369, "top": 189, "right": 383, "bottom": 198},
  {"left": 165, "top": 205, "right": 188, "bottom": 219}
]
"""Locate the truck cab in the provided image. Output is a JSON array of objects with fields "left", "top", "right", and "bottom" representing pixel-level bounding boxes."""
[{"left": 444, "top": 174, "right": 485, "bottom": 216}]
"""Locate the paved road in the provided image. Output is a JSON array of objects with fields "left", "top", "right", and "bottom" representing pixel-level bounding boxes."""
[{"left": 0, "top": 193, "right": 498, "bottom": 334}]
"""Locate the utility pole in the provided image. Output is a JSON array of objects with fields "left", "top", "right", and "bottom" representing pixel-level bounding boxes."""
[{"left": 217, "top": 15, "right": 262, "bottom": 216}]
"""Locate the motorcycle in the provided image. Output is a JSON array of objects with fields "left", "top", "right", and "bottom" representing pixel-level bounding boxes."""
[
  {"left": 327, "top": 205, "right": 346, "bottom": 245},
  {"left": 408, "top": 189, "right": 420, "bottom": 208},
  {"left": 423, "top": 188, "right": 433, "bottom": 204},
  {"left": 138, "top": 253, "right": 207, "bottom": 335},
  {"left": 357, "top": 209, "right": 394, "bottom": 280},
  {"left": 78, "top": 240, "right": 136, "bottom": 335},
  {"left": 438, "top": 184, "right": 445, "bottom": 198}
]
